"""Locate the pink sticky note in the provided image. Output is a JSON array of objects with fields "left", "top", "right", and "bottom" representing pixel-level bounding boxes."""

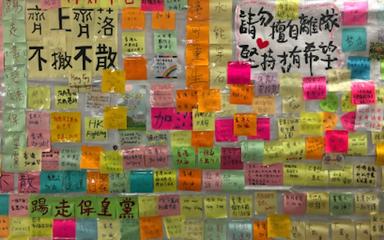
[
  {"left": 227, "top": 61, "right": 251, "bottom": 84},
  {"left": 244, "top": 163, "right": 283, "bottom": 186},
  {"left": 123, "top": 147, "right": 146, "bottom": 169},
  {"left": 302, "top": 76, "right": 327, "bottom": 100},
  {"left": 151, "top": 107, "right": 176, "bottom": 130},
  {"left": 325, "top": 130, "right": 349, "bottom": 153},
  {"left": 220, "top": 147, "right": 243, "bottom": 170},
  {"left": 18, "top": 173, "right": 40, "bottom": 193},
  {"left": 9, "top": 194, "right": 29, "bottom": 216},
  {"left": 42, "top": 149, "right": 60, "bottom": 170},
  {"left": 248, "top": 118, "right": 270, "bottom": 141},
  {"left": 0, "top": 173, "right": 15, "bottom": 193},
  {"left": 141, "top": 0, "right": 164, "bottom": 11},
  {"left": 340, "top": 112, "right": 356, "bottom": 132},
  {"left": 40, "top": 0, "right": 61, "bottom": 9},
  {"left": 145, "top": 146, "right": 169, "bottom": 168},
  {"left": 53, "top": 219, "right": 76, "bottom": 240},
  {"left": 343, "top": 1, "right": 368, "bottom": 26},
  {"left": 27, "top": 129, "right": 51, "bottom": 152},
  {"left": 202, "top": 170, "right": 222, "bottom": 191},
  {"left": 215, "top": 119, "right": 238, "bottom": 142},
  {"left": 173, "top": 112, "right": 193, "bottom": 130},
  {"left": 351, "top": 81, "right": 376, "bottom": 105},
  {"left": 150, "top": 83, "right": 174, "bottom": 107},
  {"left": 355, "top": 105, "right": 384, "bottom": 131},
  {"left": 283, "top": 192, "right": 307, "bottom": 215},
  {"left": 158, "top": 194, "right": 180, "bottom": 216},
  {"left": 27, "top": 111, "right": 50, "bottom": 129}
]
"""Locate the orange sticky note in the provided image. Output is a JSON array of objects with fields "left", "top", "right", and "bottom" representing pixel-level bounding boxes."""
[
  {"left": 152, "top": 11, "right": 176, "bottom": 30},
  {"left": 253, "top": 220, "right": 268, "bottom": 240},
  {"left": 376, "top": 143, "right": 384, "bottom": 165},
  {"left": 178, "top": 169, "right": 202, "bottom": 191},
  {"left": 305, "top": 137, "right": 324, "bottom": 160},
  {"left": 104, "top": 106, "right": 128, "bottom": 130},
  {"left": 230, "top": 84, "right": 254, "bottom": 105},
  {"left": 140, "top": 216, "right": 163, "bottom": 240},
  {"left": 191, "top": 131, "right": 214, "bottom": 148},
  {"left": 234, "top": 113, "right": 257, "bottom": 136},
  {"left": 186, "top": 21, "right": 209, "bottom": 43},
  {"left": 121, "top": 8, "right": 145, "bottom": 30},
  {"left": 187, "top": 0, "right": 209, "bottom": 21},
  {"left": 80, "top": 146, "right": 103, "bottom": 169},
  {"left": 101, "top": 69, "right": 125, "bottom": 94},
  {"left": 176, "top": 89, "right": 198, "bottom": 112},
  {"left": 185, "top": 43, "right": 209, "bottom": 66},
  {"left": 124, "top": 57, "right": 147, "bottom": 80},
  {"left": 323, "top": 112, "right": 338, "bottom": 130},
  {"left": 87, "top": 172, "right": 109, "bottom": 194},
  {"left": 0, "top": 216, "right": 9, "bottom": 238},
  {"left": 197, "top": 89, "right": 221, "bottom": 112},
  {"left": 50, "top": 112, "right": 82, "bottom": 143},
  {"left": 186, "top": 65, "right": 210, "bottom": 89}
]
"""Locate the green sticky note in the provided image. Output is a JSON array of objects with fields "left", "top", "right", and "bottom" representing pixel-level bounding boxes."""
[
  {"left": 116, "top": 196, "right": 138, "bottom": 219},
  {"left": 3, "top": 108, "right": 26, "bottom": 132},
  {"left": 59, "top": 148, "right": 81, "bottom": 170},
  {"left": 3, "top": 132, "right": 26, "bottom": 154},
  {"left": 146, "top": 131, "right": 169, "bottom": 146},
  {"left": 320, "top": 92, "right": 338, "bottom": 112},
  {"left": 122, "top": 31, "right": 145, "bottom": 55},
  {"left": 74, "top": 196, "right": 98, "bottom": 218},
  {"left": 154, "top": 31, "right": 177, "bottom": 55},
  {"left": 198, "top": 147, "right": 221, "bottom": 169},
  {"left": 329, "top": 193, "right": 354, "bottom": 216},
  {"left": 381, "top": 60, "right": 384, "bottom": 80},
  {"left": 49, "top": 196, "right": 75, "bottom": 219},
  {"left": 109, "top": 173, "right": 130, "bottom": 193},
  {"left": 165, "top": 0, "right": 187, "bottom": 10},
  {"left": 205, "top": 221, "right": 227, "bottom": 240},
  {"left": 120, "top": 219, "right": 140, "bottom": 240},
  {"left": 96, "top": 196, "right": 118, "bottom": 219},
  {"left": 85, "top": 116, "right": 108, "bottom": 142},
  {"left": 29, "top": 195, "right": 52, "bottom": 218},
  {"left": 171, "top": 146, "right": 196, "bottom": 168},
  {"left": 171, "top": 131, "right": 191, "bottom": 147},
  {"left": 4, "top": 42, "right": 27, "bottom": 66},
  {"left": 241, "top": 141, "right": 264, "bottom": 162},
  {"left": 3, "top": 19, "right": 26, "bottom": 43},
  {"left": 221, "top": 171, "right": 245, "bottom": 191},
  {"left": 4, "top": 80, "right": 27, "bottom": 109}
]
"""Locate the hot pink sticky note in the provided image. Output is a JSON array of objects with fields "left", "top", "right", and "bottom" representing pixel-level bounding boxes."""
[
  {"left": 244, "top": 163, "right": 283, "bottom": 186},
  {"left": 27, "top": 111, "right": 50, "bottom": 129},
  {"left": 351, "top": 81, "right": 376, "bottom": 105},
  {"left": 0, "top": 173, "right": 15, "bottom": 193},
  {"left": 220, "top": 147, "right": 243, "bottom": 170},
  {"left": 302, "top": 76, "right": 327, "bottom": 100},
  {"left": 9, "top": 194, "right": 29, "bottom": 216},
  {"left": 325, "top": 130, "right": 349, "bottom": 153},
  {"left": 343, "top": 1, "right": 368, "bottom": 26},
  {"left": 42, "top": 149, "right": 60, "bottom": 170},
  {"left": 145, "top": 146, "right": 169, "bottom": 168},
  {"left": 150, "top": 83, "right": 174, "bottom": 107},
  {"left": 340, "top": 112, "right": 356, "bottom": 132},
  {"left": 27, "top": 129, "right": 51, "bottom": 152},
  {"left": 18, "top": 173, "right": 40, "bottom": 193},
  {"left": 158, "top": 194, "right": 180, "bottom": 216},
  {"left": 248, "top": 118, "right": 270, "bottom": 141},
  {"left": 141, "top": 0, "right": 164, "bottom": 11},
  {"left": 283, "top": 192, "right": 307, "bottom": 215},
  {"left": 173, "top": 112, "right": 193, "bottom": 130},
  {"left": 215, "top": 119, "right": 238, "bottom": 142},
  {"left": 151, "top": 107, "right": 176, "bottom": 130},
  {"left": 123, "top": 147, "right": 146, "bottom": 169},
  {"left": 202, "top": 170, "right": 222, "bottom": 191},
  {"left": 53, "top": 219, "right": 76, "bottom": 240},
  {"left": 227, "top": 61, "right": 251, "bottom": 84}
]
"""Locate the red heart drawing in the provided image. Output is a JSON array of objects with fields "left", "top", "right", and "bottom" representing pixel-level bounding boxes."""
[{"left": 256, "top": 38, "right": 269, "bottom": 49}]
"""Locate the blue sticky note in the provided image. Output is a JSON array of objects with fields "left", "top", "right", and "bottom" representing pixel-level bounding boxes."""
[
  {"left": 130, "top": 170, "right": 153, "bottom": 193},
  {"left": 76, "top": 219, "right": 98, "bottom": 240},
  {"left": 342, "top": 28, "right": 367, "bottom": 52},
  {"left": 64, "top": 171, "right": 87, "bottom": 193},
  {"left": 40, "top": 171, "right": 65, "bottom": 193},
  {"left": 0, "top": 195, "right": 9, "bottom": 215},
  {"left": 347, "top": 56, "right": 371, "bottom": 80},
  {"left": 228, "top": 222, "right": 253, "bottom": 240}
]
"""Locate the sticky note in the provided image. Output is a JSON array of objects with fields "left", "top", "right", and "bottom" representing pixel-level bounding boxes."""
[
  {"left": 84, "top": 117, "right": 107, "bottom": 142},
  {"left": 152, "top": 11, "right": 176, "bottom": 30},
  {"left": 221, "top": 147, "right": 243, "bottom": 170},
  {"left": 267, "top": 214, "right": 291, "bottom": 239},
  {"left": 151, "top": 107, "right": 176, "bottom": 130},
  {"left": 76, "top": 219, "right": 98, "bottom": 240},
  {"left": 330, "top": 193, "right": 354, "bottom": 216},
  {"left": 276, "top": 0, "right": 299, "bottom": 20},
  {"left": 145, "top": 145, "right": 170, "bottom": 168},
  {"left": 325, "top": 130, "right": 348, "bottom": 153},
  {"left": 348, "top": 133, "right": 367, "bottom": 156},
  {"left": 347, "top": 56, "right": 370, "bottom": 80},
  {"left": 299, "top": 112, "right": 323, "bottom": 136},
  {"left": 154, "top": 169, "right": 177, "bottom": 192},
  {"left": 158, "top": 194, "right": 180, "bottom": 216},
  {"left": 245, "top": 163, "right": 283, "bottom": 186},
  {"left": 332, "top": 222, "right": 356, "bottom": 240},
  {"left": 139, "top": 216, "right": 163, "bottom": 240},
  {"left": 59, "top": 148, "right": 81, "bottom": 170},
  {"left": 205, "top": 221, "right": 227, "bottom": 240},
  {"left": 283, "top": 192, "right": 307, "bottom": 215},
  {"left": 53, "top": 219, "right": 76, "bottom": 239},
  {"left": 355, "top": 192, "right": 378, "bottom": 214},
  {"left": 178, "top": 169, "right": 202, "bottom": 191},
  {"left": 302, "top": 76, "right": 327, "bottom": 100},
  {"left": 197, "top": 89, "right": 221, "bottom": 112},
  {"left": 141, "top": 0, "right": 164, "bottom": 11},
  {"left": 355, "top": 105, "right": 384, "bottom": 131},
  {"left": 306, "top": 192, "right": 329, "bottom": 215},
  {"left": 97, "top": 219, "right": 121, "bottom": 239},
  {"left": 191, "top": 131, "right": 214, "bottom": 148},
  {"left": 319, "top": 92, "right": 338, "bottom": 112},
  {"left": 0, "top": 195, "right": 9, "bottom": 215},
  {"left": 165, "top": 0, "right": 187, "bottom": 10},
  {"left": 342, "top": 28, "right": 367, "bottom": 52},
  {"left": 221, "top": 170, "right": 245, "bottom": 191},
  {"left": 215, "top": 119, "right": 238, "bottom": 142},
  {"left": 27, "top": 85, "right": 51, "bottom": 110},
  {"left": 204, "top": 196, "right": 227, "bottom": 218},
  {"left": 227, "top": 61, "right": 251, "bottom": 84},
  {"left": 100, "top": 150, "right": 123, "bottom": 174},
  {"left": 120, "top": 219, "right": 140, "bottom": 240},
  {"left": 121, "top": 8, "right": 145, "bottom": 30},
  {"left": 154, "top": 31, "right": 177, "bottom": 54},
  {"left": 104, "top": 106, "right": 128, "bottom": 130},
  {"left": 343, "top": 1, "right": 368, "bottom": 25},
  {"left": 306, "top": 223, "right": 329, "bottom": 240},
  {"left": 50, "top": 112, "right": 81, "bottom": 143},
  {"left": 305, "top": 137, "right": 324, "bottom": 160},
  {"left": 86, "top": 172, "right": 109, "bottom": 194},
  {"left": 0, "top": 216, "right": 9, "bottom": 238},
  {"left": 9, "top": 217, "right": 31, "bottom": 238},
  {"left": 228, "top": 222, "right": 252, "bottom": 240},
  {"left": 253, "top": 220, "right": 268, "bottom": 240},
  {"left": 176, "top": 89, "right": 197, "bottom": 112},
  {"left": 340, "top": 112, "right": 356, "bottom": 132},
  {"left": 180, "top": 195, "right": 203, "bottom": 218},
  {"left": 122, "top": 31, "right": 145, "bottom": 55},
  {"left": 138, "top": 196, "right": 158, "bottom": 217},
  {"left": 197, "top": 147, "right": 221, "bottom": 169},
  {"left": 327, "top": 68, "right": 351, "bottom": 92},
  {"left": 164, "top": 216, "right": 184, "bottom": 238},
  {"left": 229, "top": 194, "right": 252, "bottom": 218},
  {"left": 248, "top": 117, "right": 270, "bottom": 141},
  {"left": 234, "top": 113, "right": 257, "bottom": 136},
  {"left": 101, "top": 69, "right": 125, "bottom": 94},
  {"left": 323, "top": 112, "right": 338, "bottom": 131},
  {"left": 130, "top": 170, "right": 153, "bottom": 193},
  {"left": 124, "top": 56, "right": 147, "bottom": 80},
  {"left": 371, "top": 214, "right": 384, "bottom": 236},
  {"left": 171, "top": 147, "right": 195, "bottom": 168},
  {"left": 230, "top": 84, "right": 253, "bottom": 104},
  {"left": 255, "top": 192, "right": 277, "bottom": 214},
  {"left": 54, "top": 86, "right": 78, "bottom": 110},
  {"left": 192, "top": 110, "right": 215, "bottom": 131}
]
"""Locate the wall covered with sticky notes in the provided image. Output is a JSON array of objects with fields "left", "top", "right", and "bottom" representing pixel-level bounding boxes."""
[{"left": 2, "top": 0, "right": 384, "bottom": 239}]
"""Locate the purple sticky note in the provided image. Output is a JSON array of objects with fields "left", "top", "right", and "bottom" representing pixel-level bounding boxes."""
[
  {"left": 9, "top": 194, "right": 29, "bottom": 216},
  {"left": 141, "top": 0, "right": 164, "bottom": 11},
  {"left": 202, "top": 170, "right": 222, "bottom": 191},
  {"left": 325, "top": 130, "right": 349, "bottom": 153},
  {"left": 343, "top": 1, "right": 368, "bottom": 26},
  {"left": 340, "top": 112, "right": 356, "bottom": 132},
  {"left": 302, "top": 76, "right": 327, "bottom": 100},
  {"left": 158, "top": 194, "right": 180, "bottom": 216},
  {"left": 227, "top": 61, "right": 251, "bottom": 84},
  {"left": 0, "top": 173, "right": 15, "bottom": 193},
  {"left": 215, "top": 119, "right": 238, "bottom": 142},
  {"left": 283, "top": 192, "right": 307, "bottom": 215},
  {"left": 151, "top": 107, "right": 176, "bottom": 130},
  {"left": 244, "top": 163, "right": 283, "bottom": 186},
  {"left": 53, "top": 219, "right": 76, "bottom": 240},
  {"left": 220, "top": 147, "right": 243, "bottom": 170},
  {"left": 18, "top": 173, "right": 40, "bottom": 193},
  {"left": 248, "top": 118, "right": 270, "bottom": 141}
]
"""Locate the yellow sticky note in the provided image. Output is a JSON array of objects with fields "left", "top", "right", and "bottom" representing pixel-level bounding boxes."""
[
  {"left": 229, "top": 194, "right": 252, "bottom": 218},
  {"left": 299, "top": 112, "right": 323, "bottom": 136},
  {"left": 278, "top": 118, "right": 300, "bottom": 139},
  {"left": 180, "top": 195, "right": 203, "bottom": 218},
  {"left": 101, "top": 69, "right": 125, "bottom": 94},
  {"left": 164, "top": 216, "right": 184, "bottom": 239},
  {"left": 377, "top": 143, "right": 384, "bottom": 166},
  {"left": 267, "top": 214, "right": 291, "bottom": 239},
  {"left": 30, "top": 217, "right": 52, "bottom": 237},
  {"left": 204, "top": 196, "right": 227, "bottom": 218},
  {"left": 122, "top": 31, "right": 145, "bottom": 55},
  {"left": 170, "top": 131, "right": 192, "bottom": 147},
  {"left": 306, "top": 192, "right": 329, "bottom": 215},
  {"left": 50, "top": 112, "right": 82, "bottom": 143},
  {"left": 9, "top": 217, "right": 31, "bottom": 239},
  {"left": 97, "top": 219, "right": 121, "bottom": 240},
  {"left": 341, "top": 92, "right": 356, "bottom": 112},
  {"left": 104, "top": 106, "right": 128, "bottom": 130},
  {"left": 355, "top": 192, "right": 379, "bottom": 215},
  {"left": 84, "top": 116, "right": 108, "bottom": 142},
  {"left": 281, "top": 138, "right": 305, "bottom": 161},
  {"left": 182, "top": 219, "right": 204, "bottom": 240},
  {"left": 154, "top": 170, "right": 177, "bottom": 192},
  {"left": 305, "top": 222, "right": 329, "bottom": 240},
  {"left": 371, "top": 214, "right": 384, "bottom": 237},
  {"left": 276, "top": 0, "right": 299, "bottom": 20},
  {"left": 291, "top": 221, "right": 306, "bottom": 240},
  {"left": 377, "top": 87, "right": 384, "bottom": 104},
  {"left": 356, "top": 222, "right": 372, "bottom": 240},
  {"left": 329, "top": 165, "right": 353, "bottom": 187},
  {"left": 263, "top": 140, "right": 283, "bottom": 164},
  {"left": 252, "top": 96, "right": 275, "bottom": 115},
  {"left": 192, "top": 109, "right": 215, "bottom": 131},
  {"left": 254, "top": 192, "right": 277, "bottom": 214},
  {"left": 372, "top": 132, "right": 384, "bottom": 144},
  {"left": 348, "top": 133, "right": 367, "bottom": 156},
  {"left": 28, "top": 86, "right": 51, "bottom": 110},
  {"left": 100, "top": 150, "right": 123, "bottom": 174},
  {"left": 332, "top": 222, "right": 355, "bottom": 240},
  {"left": 18, "top": 148, "right": 42, "bottom": 172},
  {"left": 54, "top": 86, "right": 79, "bottom": 109},
  {"left": 138, "top": 196, "right": 159, "bottom": 217},
  {"left": 284, "top": 164, "right": 329, "bottom": 186},
  {"left": 327, "top": 68, "right": 351, "bottom": 92}
]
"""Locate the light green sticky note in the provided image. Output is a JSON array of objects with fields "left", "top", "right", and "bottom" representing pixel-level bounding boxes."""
[
  {"left": 109, "top": 173, "right": 130, "bottom": 193},
  {"left": 4, "top": 42, "right": 27, "bottom": 66},
  {"left": 204, "top": 221, "right": 227, "bottom": 240},
  {"left": 120, "top": 219, "right": 140, "bottom": 240},
  {"left": 146, "top": 131, "right": 169, "bottom": 145},
  {"left": 165, "top": 0, "right": 187, "bottom": 10},
  {"left": 3, "top": 19, "right": 26, "bottom": 43},
  {"left": 241, "top": 141, "right": 264, "bottom": 162},
  {"left": 84, "top": 116, "right": 108, "bottom": 142},
  {"left": 221, "top": 170, "right": 245, "bottom": 191},
  {"left": 116, "top": 196, "right": 138, "bottom": 219},
  {"left": 4, "top": 81, "right": 27, "bottom": 108},
  {"left": 193, "top": 110, "right": 215, "bottom": 131},
  {"left": 320, "top": 92, "right": 338, "bottom": 112},
  {"left": 3, "top": 108, "right": 26, "bottom": 132},
  {"left": 348, "top": 133, "right": 367, "bottom": 156},
  {"left": 198, "top": 147, "right": 221, "bottom": 169},
  {"left": 27, "top": 85, "right": 51, "bottom": 110},
  {"left": 154, "top": 31, "right": 177, "bottom": 54},
  {"left": 122, "top": 31, "right": 145, "bottom": 55},
  {"left": 3, "top": 132, "right": 26, "bottom": 154},
  {"left": 171, "top": 146, "right": 196, "bottom": 168},
  {"left": 329, "top": 193, "right": 354, "bottom": 216},
  {"left": 59, "top": 148, "right": 81, "bottom": 170},
  {"left": 171, "top": 131, "right": 192, "bottom": 147}
]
